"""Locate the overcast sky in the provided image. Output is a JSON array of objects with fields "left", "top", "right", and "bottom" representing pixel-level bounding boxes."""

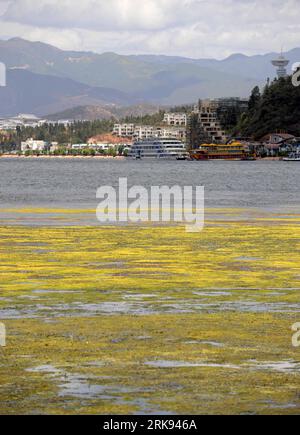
[{"left": 0, "top": 0, "right": 299, "bottom": 58}]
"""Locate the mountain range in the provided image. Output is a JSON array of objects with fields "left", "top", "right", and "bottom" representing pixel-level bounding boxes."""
[{"left": 0, "top": 37, "right": 299, "bottom": 118}]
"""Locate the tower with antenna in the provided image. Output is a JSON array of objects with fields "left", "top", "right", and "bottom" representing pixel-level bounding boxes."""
[{"left": 271, "top": 49, "right": 290, "bottom": 78}]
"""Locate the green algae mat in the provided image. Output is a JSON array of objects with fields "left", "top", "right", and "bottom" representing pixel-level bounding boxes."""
[{"left": 0, "top": 210, "right": 300, "bottom": 414}]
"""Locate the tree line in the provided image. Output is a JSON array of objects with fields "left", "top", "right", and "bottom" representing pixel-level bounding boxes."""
[
  {"left": 0, "top": 112, "right": 168, "bottom": 152},
  {"left": 235, "top": 76, "right": 300, "bottom": 139}
]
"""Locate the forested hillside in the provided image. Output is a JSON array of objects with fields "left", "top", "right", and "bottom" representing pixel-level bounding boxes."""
[{"left": 236, "top": 76, "right": 300, "bottom": 139}]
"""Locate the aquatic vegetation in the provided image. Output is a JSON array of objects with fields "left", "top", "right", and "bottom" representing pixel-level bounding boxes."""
[{"left": 0, "top": 210, "right": 300, "bottom": 414}]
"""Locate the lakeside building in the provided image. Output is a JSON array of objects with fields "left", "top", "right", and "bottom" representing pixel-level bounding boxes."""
[
  {"left": 260, "top": 133, "right": 295, "bottom": 145},
  {"left": 21, "top": 138, "right": 48, "bottom": 152},
  {"left": 259, "top": 132, "right": 298, "bottom": 156},
  {"left": 72, "top": 143, "right": 112, "bottom": 151},
  {"left": 133, "top": 125, "right": 155, "bottom": 140},
  {"left": 113, "top": 124, "right": 135, "bottom": 137},
  {"left": 72, "top": 143, "right": 112, "bottom": 150},
  {"left": 163, "top": 113, "right": 187, "bottom": 126},
  {"left": 0, "top": 114, "right": 46, "bottom": 130},
  {"left": 72, "top": 143, "right": 130, "bottom": 152},
  {"left": 72, "top": 143, "right": 92, "bottom": 150},
  {"left": 21, "top": 138, "right": 58, "bottom": 153},
  {"left": 187, "top": 100, "right": 227, "bottom": 148},
  {"left": 156, "top": 127, "right": 186, "bottom": 141},
  {"left": 112, "top": 124, "right": 156, "bottom": 140},
  {"left": 187, "top": 98, "right": 248, "bottom": 149},
  {"left": 88, "top": 134, "right": 133, "bottom": 150},
  {"left": 112, "top": 123, "right": 186, "bottom": 141},
  {"left": 0, "top": 114, "right": 73, "bottom": 131},
  {"left": 47, "top": 120, "right": 73, "bottom": 127},
  {"left": 237, "top": 133, "right": 299, "bottom": 157}
]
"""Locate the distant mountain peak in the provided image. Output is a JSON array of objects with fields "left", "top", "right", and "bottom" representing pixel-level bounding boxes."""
[
  {"left": 7, "top": 37, "right": 39, "bottom": 44},
  {"left": 7, "top": 37, "right": 23, "bottom": 42},
  {"left": 224, "top": 53, "right": 248, "bottom": 61},
  {"left": 6, "top": 37, "right": 62, "bottom": 52}
]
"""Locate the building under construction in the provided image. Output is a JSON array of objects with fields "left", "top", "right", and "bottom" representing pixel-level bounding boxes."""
[{"left": 187, "top": 98, "right": 248, "bottom": 150}]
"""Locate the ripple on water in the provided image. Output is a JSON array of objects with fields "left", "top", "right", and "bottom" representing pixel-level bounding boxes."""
[
  {"left": 249, "top": 360, "right": 300, "bottom": 373},
  {"left": 1, "top": 298, "right": 300, "bottom": 320},
  {"left": 145, "top": 360, "right": 240, "bottom": 369},
  {"left": 25, "top": 364, "right": 169, "bottom": 414},
  {"left": 184, "top": 340, "right": 225, "bottom": 348}
]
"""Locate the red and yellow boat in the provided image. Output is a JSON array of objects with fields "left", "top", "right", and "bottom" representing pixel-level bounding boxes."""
[{"left": 190, "top": 141, "right": 249, "bottom": 160}]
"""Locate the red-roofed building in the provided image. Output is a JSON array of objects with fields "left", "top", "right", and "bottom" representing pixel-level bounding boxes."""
[
  {"left": 260, "top": 133, "right": 295, "bottom": 145},
  {"left": 259, "top": 133, "right": 297, "bottom": 156}
]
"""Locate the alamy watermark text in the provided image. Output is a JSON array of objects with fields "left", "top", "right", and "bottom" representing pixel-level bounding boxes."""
[{"left": 96, "top": 178, "right": 205, "bottom": 232}]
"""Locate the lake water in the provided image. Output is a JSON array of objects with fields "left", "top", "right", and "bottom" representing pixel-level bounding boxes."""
[{"left": 0, "top": 158, "right": 299, "bottom": 210}]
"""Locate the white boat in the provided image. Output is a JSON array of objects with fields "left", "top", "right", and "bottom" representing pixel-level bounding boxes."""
[
  {"left": 283, "top": 152, "right": 300, "bottom": 161},
  {"left": 283, "top": 158, "right": 300, "bottom": 161},
  {"left": 127, "top": 138, "right": 189, "bottom": 160}
]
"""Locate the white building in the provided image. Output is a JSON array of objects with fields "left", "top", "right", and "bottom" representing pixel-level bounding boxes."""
[
  {"left": 47, "top": 119, "right": 73, "bottom": 127},
  {"left": 113, "top": 124, "right": 135, "bottom": 137},
  {"left": 163, "top": 113, "right": 187, "bottom": 126},
  {"left": 0, "top": 113, "right": 50, "bottom": 131},
  {"left": 156, "top": 127, "right": 186, "bottom": 141},
  {"left": 72, "top": 143, "right": 123, "bottom": 151},
  {"left": 133, "top": 126, "right": 154, "bottom": 140},
  {"left": 21, "top": 138, "right": 48, "bottom": 152},
  {"left": 50, "top": 142, "right": 59, "bottom": 153},
  {"left": 71, "top": 143, "right": 89, "bottom": 150},
  {"left": 134, "top": 126, "right": 186, "bottom": 140},
  {"left": 93, "top": 143, "right": 132, "bottom": 151},
  {"left": 113, "top": 124, "right": 154, "bottom": 140},
  {"left": 113, "top": 123, "right": 186, "bottom": 141}
]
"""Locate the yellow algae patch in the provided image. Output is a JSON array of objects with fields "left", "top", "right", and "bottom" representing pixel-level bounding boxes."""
[
  {"left": 0, "top": 221, "right": 299, "bottom": 299},
  {"left": 1, "top": 313, "right": 300, "bottom": 415},
  {"left": 0, "top": 215, "right": 300, "bottom": 414}
]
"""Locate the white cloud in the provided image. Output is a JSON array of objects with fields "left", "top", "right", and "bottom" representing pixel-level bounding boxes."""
[
  {"left": 1, "top": 0, "right": 199, "bottom": 31},
  {"left": 0, "top": 0, "right": 299, "bottom": 58}
]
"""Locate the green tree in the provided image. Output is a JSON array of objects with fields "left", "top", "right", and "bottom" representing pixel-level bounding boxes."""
[{"left": 248, "top": 86, "right": 261, "bottom": 112}]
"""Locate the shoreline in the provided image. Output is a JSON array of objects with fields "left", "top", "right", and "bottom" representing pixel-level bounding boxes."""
[
  {"left": 0, "top": 154, "right": 126, "bottom": 160},
  {"left": 0, "top": 155, "right": 283, "bottom": 161}
]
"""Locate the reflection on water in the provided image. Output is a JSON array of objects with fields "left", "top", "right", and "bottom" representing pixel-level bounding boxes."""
[{"left": 26, "top": 364, "right": 172, "bottom": 414}]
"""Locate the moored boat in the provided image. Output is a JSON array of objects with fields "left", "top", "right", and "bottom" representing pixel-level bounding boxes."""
[
  {"left": 127, "top": 138, "right": 189, "bottom": 160},
  {"left": 190, "top": 141, "right": 251, "bottom": 161},
  {"left": 283, "top": 152, "right": 300, "bottom": 161}
]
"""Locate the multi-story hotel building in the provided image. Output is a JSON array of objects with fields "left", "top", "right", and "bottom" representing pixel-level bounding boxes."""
[
  {"left": 113, "top": 124, "right": 186, "bottom": 141},
  {"left": 187, "top": 98, "right": 248, "bottom": 149},
  {"left": 133, "top": 126, "right": 155, "bottom": 140},
  {"left": 112, "top": 123, "right": 135, "bottom": 137},
  {"left": 163, "top": 113, "right": 187, "bottom": 126}
]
